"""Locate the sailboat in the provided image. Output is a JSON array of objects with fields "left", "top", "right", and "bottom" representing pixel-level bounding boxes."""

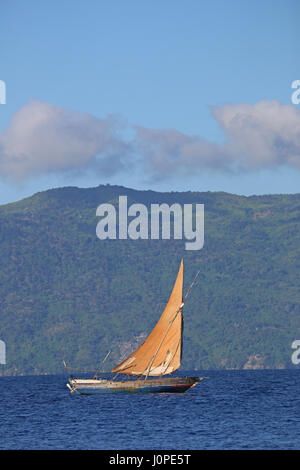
[{"left": 66, "top": 259, "right": 204, "bottom": 394}]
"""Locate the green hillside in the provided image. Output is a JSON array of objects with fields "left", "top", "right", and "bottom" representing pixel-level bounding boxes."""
[{"left": 0, "top": 184, "right": 299, "bottom": 375}]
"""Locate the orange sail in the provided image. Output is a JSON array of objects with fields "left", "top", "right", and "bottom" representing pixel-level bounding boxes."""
[{"left": 111, "top": 259, "right": 184, "bottom": 377}]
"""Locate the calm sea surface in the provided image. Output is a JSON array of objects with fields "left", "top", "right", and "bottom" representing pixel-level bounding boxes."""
[{"left": 0, "top": 370, "right": 300, "bottom": 450}]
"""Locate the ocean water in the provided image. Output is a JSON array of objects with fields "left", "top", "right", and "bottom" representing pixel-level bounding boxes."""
[{"left": 0, "top": 370, "right": 300, "bottom": 450}]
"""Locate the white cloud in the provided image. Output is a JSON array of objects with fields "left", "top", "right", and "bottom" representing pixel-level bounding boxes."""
[
  {"left": 0, "top": 100, "right": 130, "bottom": 180},
  {"left": 0, "top": 99, "right": 299, "bottom": 182},
  {"left": 135, "top": 100, "right": 300, "bottom": 178},
  {"left": 212, "top": 100, "right": 300, "bottom": 170}
]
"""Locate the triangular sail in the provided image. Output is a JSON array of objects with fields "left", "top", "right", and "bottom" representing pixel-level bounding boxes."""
[{"left": 111, "top": 259, "right": 184, "bottom": 377}]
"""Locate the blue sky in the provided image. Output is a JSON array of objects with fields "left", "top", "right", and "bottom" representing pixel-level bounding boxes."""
[{"left": 0, "top": 0, "right": 299, "bottom": 203}]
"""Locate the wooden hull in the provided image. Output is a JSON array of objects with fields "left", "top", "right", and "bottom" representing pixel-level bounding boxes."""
[{"left": 67, "top": 376, "right": 204, "bottom": 395}]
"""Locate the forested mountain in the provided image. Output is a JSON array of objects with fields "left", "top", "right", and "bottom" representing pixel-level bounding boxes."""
[{"left": 0, "top": 184, "right": 299, "bottom": 375}]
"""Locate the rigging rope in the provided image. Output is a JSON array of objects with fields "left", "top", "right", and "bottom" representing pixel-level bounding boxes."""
[{"left": 183, "top": 266, "right": 201, "bottom": 304}]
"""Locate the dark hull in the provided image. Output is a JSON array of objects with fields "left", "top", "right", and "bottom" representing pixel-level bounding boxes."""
[{"left": 67, "top": 376, "right": 204, "bottom": 395}]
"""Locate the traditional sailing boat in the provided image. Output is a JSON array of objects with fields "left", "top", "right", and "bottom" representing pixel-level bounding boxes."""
[{"left": 67, "top": 259, "right": 204, "bottom": 394}]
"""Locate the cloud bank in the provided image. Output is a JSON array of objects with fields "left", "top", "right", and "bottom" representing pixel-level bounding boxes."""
[
  {"left": 135, "top": 101, "right": 300, "bottom": 179},
  {"left": 0, "top": 100, "right": 130, "bottom": 180},
  {"left": 0, "top": 99, "right": 299, "bottom": 182}
]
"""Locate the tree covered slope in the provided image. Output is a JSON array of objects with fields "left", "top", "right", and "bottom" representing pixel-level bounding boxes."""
[{"left": 0, "top": 185, "right": 299, "bottom": 374}]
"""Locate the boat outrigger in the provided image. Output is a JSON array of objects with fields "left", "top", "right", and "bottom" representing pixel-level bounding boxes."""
[{"left": 66, "top": 259, "right": 205, "bottom": 394}]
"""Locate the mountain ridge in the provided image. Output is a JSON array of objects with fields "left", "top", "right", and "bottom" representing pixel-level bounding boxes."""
[{"left": 0, "top": 184, "right": 299, "bottom": 375}]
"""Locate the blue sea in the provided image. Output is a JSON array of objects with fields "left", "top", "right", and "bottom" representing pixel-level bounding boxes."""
[{"left": 0, "top": 370, "right": 300, "bottom": 450}]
